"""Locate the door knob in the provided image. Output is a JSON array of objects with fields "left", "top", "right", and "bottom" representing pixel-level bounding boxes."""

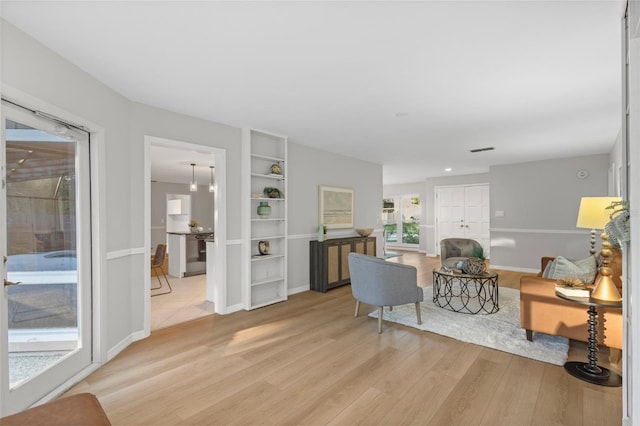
[{"left": 4, "top": 279, "right": 21, "bottom": 287}]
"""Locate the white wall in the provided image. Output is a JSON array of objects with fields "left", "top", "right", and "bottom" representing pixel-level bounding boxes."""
[
  {"left": 0, "top": 19, "right": 384, "bottom": 366},
  {"left": 489, "top": 154, "right": 609, "bottom": 271},
  {"left": 129, "top": 103, "right": 242, "bottom": 311},
  {"left": 287, "top": 143, "right": 382, "bottom": 293},
  {"left": 1, "top": 19, "right": 135, "bottom": 353}
]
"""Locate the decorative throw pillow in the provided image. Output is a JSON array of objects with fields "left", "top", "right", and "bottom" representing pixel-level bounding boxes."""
[{"left": 544, "top": 255, "right": 597, "bottom": 284}]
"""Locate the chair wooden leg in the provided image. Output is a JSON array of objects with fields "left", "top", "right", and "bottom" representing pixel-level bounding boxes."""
[
  {"left": 415, "top": 302, "right": 422, "bottom": 325},
  {"left": 526, "top": 329, "right": 533, "bottom": 341},
  {"left": 354, "top": 300, "right": 360, "bottom": 317},
  {"left": 377, "top": 307, "right": 383, "bottom": 333}
]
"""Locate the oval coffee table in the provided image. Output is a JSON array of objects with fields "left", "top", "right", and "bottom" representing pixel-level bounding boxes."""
[{"left": 432, "top": 268, "right": 499, "bottom": 314}]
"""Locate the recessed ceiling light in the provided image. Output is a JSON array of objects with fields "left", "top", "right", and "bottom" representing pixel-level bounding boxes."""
[{"left": 445, "top": 168, "right": 452, "bottom": 172}]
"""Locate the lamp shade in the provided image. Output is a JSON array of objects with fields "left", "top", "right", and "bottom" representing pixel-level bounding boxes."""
[{"left": 576, "top": 197, "right": 621, "bottom": 230}]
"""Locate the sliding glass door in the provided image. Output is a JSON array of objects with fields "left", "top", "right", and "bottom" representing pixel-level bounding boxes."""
[
  {"left": 382, "top": 195, "right": 420, "bottom": 248},
  {"left": 0, "top": 102, "right": 92, "bottom": 415}
]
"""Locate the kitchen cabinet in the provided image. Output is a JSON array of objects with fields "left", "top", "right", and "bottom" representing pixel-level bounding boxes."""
[{"left": 309, "top": 236, "right": 376, "bottom": 292}]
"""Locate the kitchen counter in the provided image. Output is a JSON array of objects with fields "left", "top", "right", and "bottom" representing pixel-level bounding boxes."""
[
  {"left": 167, "top": 232, "right": 214, "bottom": 277},
  {"left": 167, "top": 231, "right": 214, "bottom": 236}
]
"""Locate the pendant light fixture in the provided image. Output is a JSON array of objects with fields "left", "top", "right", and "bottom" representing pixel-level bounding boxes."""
[
  {"left": 209, "top": 165, "right": 215, "bottom": 193},
  {"left": 189, "top": 163, "right": 197, "bottom": 192}
]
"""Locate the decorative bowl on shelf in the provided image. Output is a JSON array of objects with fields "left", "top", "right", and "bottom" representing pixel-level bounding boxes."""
[{"left": 355, "top": 228, "right": 373, "bottom": 237}]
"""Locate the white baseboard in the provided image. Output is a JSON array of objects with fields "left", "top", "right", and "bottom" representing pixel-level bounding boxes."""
[
  {"left": 224, "top": 303, "right": 244, "bottom": 314},
  {"left": 490, "top": 265, "right": 538, "bottom": 274},
  {"left": 107, "top": 330, "right": 147, "bottom": 362},
  {"left": 288, "top": 285, "right": 309, "bottom": 295}
]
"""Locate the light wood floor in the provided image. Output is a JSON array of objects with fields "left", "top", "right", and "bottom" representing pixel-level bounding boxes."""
[
  {"left": 151, "top": 273, "right": 214, "bottom": 331},
  {"left": 66, "top": 251, "right": 622, "bottom": 425}
]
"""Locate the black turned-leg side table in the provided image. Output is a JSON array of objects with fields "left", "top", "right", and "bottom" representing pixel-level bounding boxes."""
[{"left": 555, "top": 291, "right": 622, "bottom": 387}]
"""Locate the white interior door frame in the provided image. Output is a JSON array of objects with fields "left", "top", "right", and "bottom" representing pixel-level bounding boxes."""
[
  {"left": 434, "top": 183, "right": 490, "bottom": 257},
  {"left": 143, "top": 136, "right": 228, "bottom": 335}
]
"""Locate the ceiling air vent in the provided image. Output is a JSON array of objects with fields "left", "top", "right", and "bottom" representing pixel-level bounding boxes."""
[{"left": 470, "top": 147, "right": 495, "bottom": 153}]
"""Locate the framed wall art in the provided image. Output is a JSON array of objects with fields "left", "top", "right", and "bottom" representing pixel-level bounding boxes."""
[{"left": 319, "top": 185, "right": 354, "bottom": 229}]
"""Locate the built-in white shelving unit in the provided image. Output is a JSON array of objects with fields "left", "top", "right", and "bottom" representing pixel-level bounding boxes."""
[{"left": 242, "top": 129, "right": 288, "bottom": 310}]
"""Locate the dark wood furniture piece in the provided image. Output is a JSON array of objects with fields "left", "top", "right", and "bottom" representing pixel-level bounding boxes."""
[
  {"left": 310, "top": 236, "right": 376, "bottom": 292},
  {"left": 555, "top": 291, "right": 622, "bottom": 387}
]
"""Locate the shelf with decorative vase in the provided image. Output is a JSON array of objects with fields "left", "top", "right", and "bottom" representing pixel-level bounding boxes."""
[{"left": 242, "top": 128, "right": 288, "bottom": 310}]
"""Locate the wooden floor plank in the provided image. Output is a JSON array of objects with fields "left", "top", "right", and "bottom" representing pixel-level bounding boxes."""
[
  {"left": 531, "top": 364, "right": 585, "bottom": 425},
  {"left": 62, "top": 251, "right": 621, "bottom": 425},
  {"left": 479, "top": 355, "right": 545, "bottom": 425},
  {"left": 426, "top": 357, "right": 507, "bottom": 425}
]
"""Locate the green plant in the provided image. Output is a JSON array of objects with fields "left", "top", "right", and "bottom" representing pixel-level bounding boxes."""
[
  {"left": 263, "top": 187, "right": 283, "bottom": 198},
  {"left": 323, "top": 224, "right": 327, "bottom": 234},
  {"left": 189, "top": 219, "right": 199, "bottom": 228},
  {"left": 471, "top": 245, "right": 486, "bottom": 261}
]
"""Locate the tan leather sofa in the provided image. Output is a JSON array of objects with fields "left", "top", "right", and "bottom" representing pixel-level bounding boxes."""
[
  {"left": 519, "top": 248, "right": 623, "bottom": 349},
  {"left": 0, "top": 393, "right": 110, "bottom": 425}
]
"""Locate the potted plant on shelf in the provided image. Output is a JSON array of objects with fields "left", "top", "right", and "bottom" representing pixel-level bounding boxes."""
[
  {"left": 263, "top": 187, "right": 283, "bottom": 198},
  {"left": 189, "top": 220, "right": 199, "bottom": 233}
]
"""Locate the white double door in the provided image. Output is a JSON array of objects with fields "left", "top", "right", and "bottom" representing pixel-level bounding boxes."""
[{"left": 435, "top": 184, "right": 490, "bottom": 258}]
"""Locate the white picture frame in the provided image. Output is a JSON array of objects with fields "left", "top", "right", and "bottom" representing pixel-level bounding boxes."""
[{"left": 319, "top": 185, "right": 354, "bottom": 229}]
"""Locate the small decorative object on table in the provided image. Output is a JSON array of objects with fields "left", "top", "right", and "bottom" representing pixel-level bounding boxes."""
[
  {"left": 258, "top": 240, "right": 270, "bottom": 255},
  {"left": 257, "top": 201, "right": 271, "bottom": 218},
  {"left": 270, "top": 163, "right": 282, "bottom": 175},
  {"left": 461, "top": 245, "right": 487, "bottom": 274},
  {"left": 462, "top": 258, "right": 486, "bottom": 275},
  {"left": 555, "top": 278, "right": 590, "bottom": 297},
  {"left": 189, "top": 220, "right": 199, "bottom": 233},
  {"left": 355, "top": 228, "right": 373, "bottom": 237},
  {"left": 263, "top": 187, "right": 283, "bottom": 198}
]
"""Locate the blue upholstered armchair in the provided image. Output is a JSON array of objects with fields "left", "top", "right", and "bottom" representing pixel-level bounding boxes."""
[{"left": 348, "top": 253, "right": 423, "bottom": 333}]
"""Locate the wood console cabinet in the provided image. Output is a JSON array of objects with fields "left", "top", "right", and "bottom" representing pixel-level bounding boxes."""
[{"left": 310, "top": 236, "right": 376, "bottom": 292}]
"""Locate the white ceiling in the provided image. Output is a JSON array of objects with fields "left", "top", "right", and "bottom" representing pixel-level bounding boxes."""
[{"left": 1, "top": 1, "right": 625, "bottom": 184}]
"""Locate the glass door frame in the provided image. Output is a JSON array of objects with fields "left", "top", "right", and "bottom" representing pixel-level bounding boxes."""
[
  {"left": 0, "top": 100, "right": 94, "bottom": 415},
  {"left": 382, "top": 194, "right": 421, "bottom": 249}
]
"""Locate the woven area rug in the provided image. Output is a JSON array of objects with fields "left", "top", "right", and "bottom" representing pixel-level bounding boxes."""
[{"left": 369, "top": 285, "right": 569, "bottom": 365}]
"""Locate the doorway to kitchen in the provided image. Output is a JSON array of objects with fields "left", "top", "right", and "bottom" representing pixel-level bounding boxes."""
[{"left": 144, "top": 136, "right": 227, "bottom": 334}]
